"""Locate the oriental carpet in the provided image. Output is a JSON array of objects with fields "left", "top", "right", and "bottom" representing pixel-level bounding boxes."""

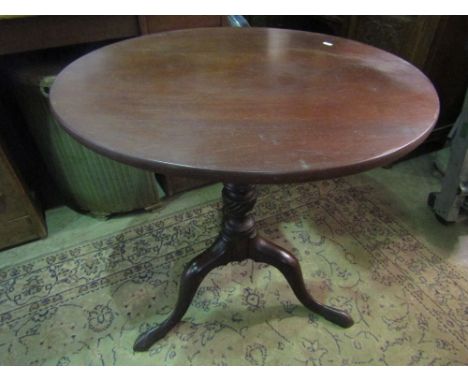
[{"left": 0, "top": 153, "right": 467, "bottom": 365}]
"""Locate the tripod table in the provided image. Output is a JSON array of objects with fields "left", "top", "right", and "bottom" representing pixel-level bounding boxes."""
[{"left": 50, "top": 27, "right": 439, "bottom": 351}]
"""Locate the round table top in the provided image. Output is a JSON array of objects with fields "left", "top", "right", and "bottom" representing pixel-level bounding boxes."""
[{"left": 50, "top": 27, "right": 439, "bottom": 183}]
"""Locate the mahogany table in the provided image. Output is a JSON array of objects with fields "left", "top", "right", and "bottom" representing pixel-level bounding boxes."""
[{"left": 49, "top": 28, "right": 439, "bottom": 352}]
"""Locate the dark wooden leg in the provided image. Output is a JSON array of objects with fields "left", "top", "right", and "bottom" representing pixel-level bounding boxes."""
[
  {"left": 133, "top": 239, "right": 230, "bottom": 351},
  {"left": 133, "top": 183, "right": 353, "bottom": 351},
  {"left": 133, "top": 183, "right": 256, "bottom": 351},
  {"left": 249, "top": 237, "right": 354, "bottom": 328}
]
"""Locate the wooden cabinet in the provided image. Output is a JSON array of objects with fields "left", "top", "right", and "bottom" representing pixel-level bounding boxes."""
[
  {"left": 138, "top": 16, "right": 222, "bottom": 34},
  {"left": 0, "top": 138, "right": 46, "bottom": 250},
  {"left": 0, "top": 16, "right": 141, "bottom": 56}
]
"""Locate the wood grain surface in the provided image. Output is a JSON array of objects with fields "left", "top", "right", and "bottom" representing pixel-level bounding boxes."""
[{"left": 50, "top": 28, "right": 439, "bottom": 183}]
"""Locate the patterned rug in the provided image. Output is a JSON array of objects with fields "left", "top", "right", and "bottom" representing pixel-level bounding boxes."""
[{"left": 0, "top": 178, "right": 467, "bottom": 365}]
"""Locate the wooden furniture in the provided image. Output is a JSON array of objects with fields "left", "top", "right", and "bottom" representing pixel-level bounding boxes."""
[
  {"left": 0, "top": 16, "right": 224, "bottom": 207},
  {"left": 347, "top": 16, "right": 467, "bottom": 149},
  {"left": 247, "top": 16, "right": 445, "bottom": 68},
  {"left": 139, "top": 16, "right": 226, "bottom": 196},
  {"left": 0, "top": 93, "right": 47, "bottom": 250},
  {"left": 138, "top": 16, "right": 222, "bottom": 34},
  {"left": 347, "top": 16, "right": 441, "bottom": 68},
  {"left": 0, "top": 16, "right": 141, "bottom": 56},
  {"left": 49, "top": 28, "right": 439, "bottom": 351},
  {"left": 247, "top": 15, "right": 467, "bottom": 149},
  {"left": 0, "top": 138, "right": 47, "bottom": 250},
  {"left": 0, "top": 16, "right": 223, "bottom": 56}
]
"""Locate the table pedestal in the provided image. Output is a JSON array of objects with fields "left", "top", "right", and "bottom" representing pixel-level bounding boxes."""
[{"left": 133, "top": 183, "right": 354, "bottom": 351}]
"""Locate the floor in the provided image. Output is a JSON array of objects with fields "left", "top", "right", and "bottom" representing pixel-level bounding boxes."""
[{"left": 1, "top": 149, "right": 467, "bottom": 365}]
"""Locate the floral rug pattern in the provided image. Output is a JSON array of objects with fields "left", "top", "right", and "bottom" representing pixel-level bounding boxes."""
[{"left": 0, "top": 179, "right": 467, "bottom": 365}]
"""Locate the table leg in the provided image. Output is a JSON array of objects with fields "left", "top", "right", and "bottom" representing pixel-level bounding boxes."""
[
  {"left": 249, "top": 237, "right": 353, "bottom": 328},
  {"left": 133, "top": 183, "right": 353, "bottom": 352}
]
